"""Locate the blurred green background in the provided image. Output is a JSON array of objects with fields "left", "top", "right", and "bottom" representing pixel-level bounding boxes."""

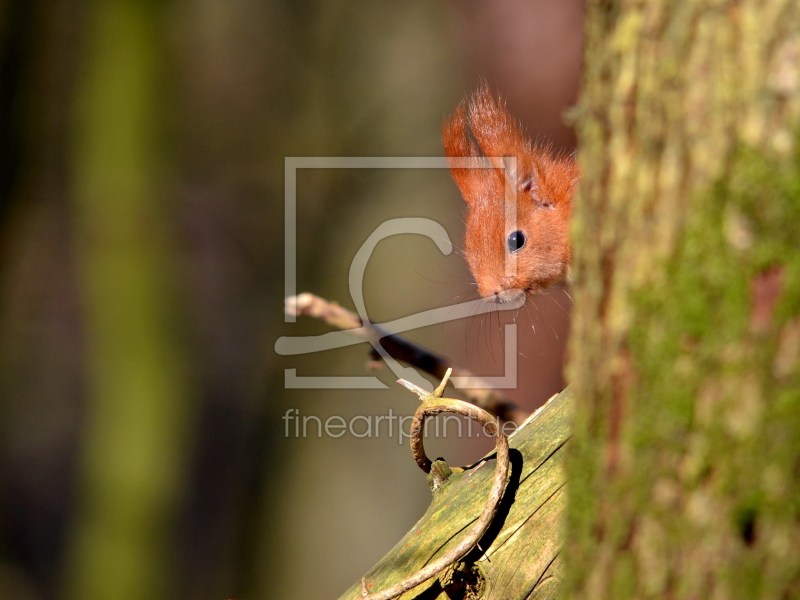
[{"left": 0, "top": 1, "right": 582, "bottom": 599}]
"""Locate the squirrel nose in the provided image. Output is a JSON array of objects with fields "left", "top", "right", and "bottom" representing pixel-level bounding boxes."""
[
  {"left": 480, "top": 282, "right": 525, "bottom": 304},
  {"left": 478, "top": 280, "right": 503, "bottom": 301}
]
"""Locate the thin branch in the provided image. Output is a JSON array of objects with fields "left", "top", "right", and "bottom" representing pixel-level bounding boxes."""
[{"left": 285, "top": 293, "right": 529, "bottom": 424}]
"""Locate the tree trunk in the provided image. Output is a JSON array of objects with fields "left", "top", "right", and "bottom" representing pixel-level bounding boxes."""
[{"left": 566, "top": 1, "right": 800, "bottom": 598}]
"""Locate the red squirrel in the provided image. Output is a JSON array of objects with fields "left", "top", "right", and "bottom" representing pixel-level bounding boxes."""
[{"left": 444, "top": 87, "right": 578, "bottom": 303}]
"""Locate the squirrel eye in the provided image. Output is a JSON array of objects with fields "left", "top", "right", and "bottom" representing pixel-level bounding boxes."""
[{"left": 507, "top": 230, "right": 526, "bottom": 253}]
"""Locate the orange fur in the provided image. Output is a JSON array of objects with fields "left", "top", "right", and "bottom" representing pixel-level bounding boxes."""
[{"left": 443, "top": 86, "right": 578, "bottom": 302}]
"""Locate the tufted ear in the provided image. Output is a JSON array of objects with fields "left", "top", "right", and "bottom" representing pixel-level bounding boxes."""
[
  {"left": 442, "top": 102, "right": 477, "bottom": 195},
  {"left": 520, "top": 171, "right": 553, "bottom": 209},
  {"left": 443, "top": 85, "right": 529, "bottom": 205},
  {"left": 467, "top": 84, "right": 530, "bottom": 161}
]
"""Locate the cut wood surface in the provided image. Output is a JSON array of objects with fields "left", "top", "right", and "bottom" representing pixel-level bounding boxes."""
[{"left": 338, "top": 388, "right": 572, "bottom": 600}]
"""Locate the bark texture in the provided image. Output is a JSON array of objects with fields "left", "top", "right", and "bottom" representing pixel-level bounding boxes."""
[{"left": 567, "top": 1, "right": 800, "bottom": 598}]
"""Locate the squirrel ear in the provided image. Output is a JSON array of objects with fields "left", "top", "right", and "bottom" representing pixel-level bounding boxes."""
[
  {"left": 468, "top": 85, "right": 530, "bottom": 159},
  {"left": 520, "top": 175, "right": 536, "bottom": 194},
  {"left": 520, "top": 173, "right": 553, "bottom": 209},
  {"left": 443, "top": 103, "right": 475, "bottom": 193},
  {"left": 443, "top": 101, "right": 494, "bottom": 205}
]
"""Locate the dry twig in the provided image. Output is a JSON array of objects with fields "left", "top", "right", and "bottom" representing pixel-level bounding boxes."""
[{"left": 285, "top": 293, "right": 528, "bottom": 424}]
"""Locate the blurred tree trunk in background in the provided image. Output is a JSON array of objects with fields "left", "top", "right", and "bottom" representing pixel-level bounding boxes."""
[
  {"left": 567, "top": 0, "right": 800, "bottom": 598},
  {"left": 0, "top": 1, "right": 86, "bottom": 599},
  {"left": 64, "top": 2, "right": 191, "bottom": 600}
]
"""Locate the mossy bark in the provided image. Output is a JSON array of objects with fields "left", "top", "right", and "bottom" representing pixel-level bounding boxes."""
[{"left": 567, "top": 1, "right": 800, "bottom": 598}]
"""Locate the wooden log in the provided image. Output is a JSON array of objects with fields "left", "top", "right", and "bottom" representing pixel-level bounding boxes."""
[{"left": 338, "top": 387, "right": 572, "bottom": 600}]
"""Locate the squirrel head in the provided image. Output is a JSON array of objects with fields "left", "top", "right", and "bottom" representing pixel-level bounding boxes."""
[{"left": 444, "top": 86, "right": 578, "bottom": 302}]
